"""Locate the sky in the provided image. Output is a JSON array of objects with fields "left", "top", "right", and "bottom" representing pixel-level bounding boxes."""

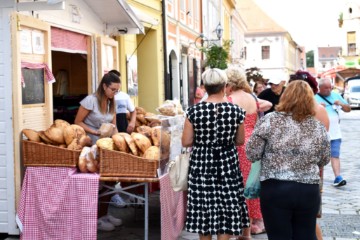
[{"left": 254, "top": 0, "right": 344, "bottom": 51}]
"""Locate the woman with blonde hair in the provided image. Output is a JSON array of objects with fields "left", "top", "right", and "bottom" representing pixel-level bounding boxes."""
[
  {"left": 182, "top": 68, "right": 251, "bottom": 240},
  {"left": 225, "top": 66, "right": 271, "bottom": 235},
  {"left": 246, "top": 81, "right": 330, "bottom": 240}
]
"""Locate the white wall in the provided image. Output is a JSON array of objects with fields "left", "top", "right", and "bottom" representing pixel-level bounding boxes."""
[{"left": 0, "top": 5, "right": 18, "bottom": 234}]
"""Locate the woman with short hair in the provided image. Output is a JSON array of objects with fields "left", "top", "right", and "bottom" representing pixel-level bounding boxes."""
[{"left": 182, "top": 68, "right": 251, "bottom": 240}]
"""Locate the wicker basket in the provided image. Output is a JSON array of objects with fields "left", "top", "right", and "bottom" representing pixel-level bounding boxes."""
[
  {"left": 99, "top": 148, "right": 159, "bottom": 178},
  {"left": 22, "top": 140, "right": 80, "bottom": 167}
]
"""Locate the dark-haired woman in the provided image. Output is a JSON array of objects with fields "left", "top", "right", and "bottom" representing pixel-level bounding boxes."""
[{"left": 74, "top": 72, "right": 122, "bottom": 232}]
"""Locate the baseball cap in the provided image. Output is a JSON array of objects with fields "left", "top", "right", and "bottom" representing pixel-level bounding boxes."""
[{"left": 268, "top": 74, "right": 286, "bottom": 85}]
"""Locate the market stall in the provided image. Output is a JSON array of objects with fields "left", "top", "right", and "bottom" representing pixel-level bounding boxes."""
[{"left": 18, "top": 109, "right": 186, "bottom": 240}]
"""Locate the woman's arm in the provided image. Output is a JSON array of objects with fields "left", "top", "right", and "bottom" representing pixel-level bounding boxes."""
[
  {"left": 74, "top": 106, "right": 100, "bottom": 136},
  {"left": 181, "top": 118, "right": 194, "bottom": 147},
  {"left": 257, "top": 98, "right": 272, "bottom": 112},
  {"left": 315, "top": 104, "right": 329, "bottom": 131},
  {"left": 235, "top": 123, "right": 245, "bottom": 146}
]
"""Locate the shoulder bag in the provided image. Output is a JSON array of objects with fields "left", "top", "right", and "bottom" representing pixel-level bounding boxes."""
[
  {"left": 244, "top": 160, "right": 261, "bottom": 199},
  {"left": 168, "top": 148, "right": 190, "bottom": 192}
]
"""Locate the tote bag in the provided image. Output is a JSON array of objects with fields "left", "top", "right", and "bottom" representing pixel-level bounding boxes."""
[
  {"left": 168, "top": 149, "right": 190, "bottom": 192},
  {"left": 244, "top": 161, "right": 261, "bottom": 199}
]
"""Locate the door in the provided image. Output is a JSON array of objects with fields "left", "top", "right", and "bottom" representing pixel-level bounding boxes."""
[
  {"left": 96, "top": 36, "right": 119, "bottom": 82},
  {"left": 11, "top": 12, "right": 52, "bottom": 212}
]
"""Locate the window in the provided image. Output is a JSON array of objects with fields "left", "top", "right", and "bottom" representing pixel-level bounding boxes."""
[
  {"left": 347, "top": 32, "right": 356, "bottom": 56},
  {"left": 242, "top": 47, "right": 247, "bottom": 60},
  {"left": 180, "top": 0, "right": 185, "bottom": 11},
  {"left": 261, "top": 46, "right": 270, "bottom": 60}
]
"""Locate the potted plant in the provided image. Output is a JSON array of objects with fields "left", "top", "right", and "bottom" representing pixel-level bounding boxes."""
[
  {"left": 201, "top": 40, "right": 232, "bottom": 69},
  {"left": 338, "top": 12, "right": 343, "bottom": 28}
]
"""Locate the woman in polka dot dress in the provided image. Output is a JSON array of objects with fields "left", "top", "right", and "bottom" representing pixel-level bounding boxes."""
[{"left": 182, "top": 68, "right": 251, "bottom": 240}]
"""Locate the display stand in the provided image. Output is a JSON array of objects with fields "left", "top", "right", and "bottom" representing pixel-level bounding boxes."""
[{"left": 99, "top": 177, "right": 159, "bottom": 240}]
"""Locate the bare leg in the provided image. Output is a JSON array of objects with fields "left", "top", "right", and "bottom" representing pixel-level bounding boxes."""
[
  {"left": 331, "top": 157, "right": 341, "bottom": 177},
  {"left": 316, "top": 223, "right": 323, "bottom": 240},
  {"left": 217, "top": 234, "right": 231, "bottom": 240},
  {"left": 199, "top": 234, "right": 212, "bottom": 240}
]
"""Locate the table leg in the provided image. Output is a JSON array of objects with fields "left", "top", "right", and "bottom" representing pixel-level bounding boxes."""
[{"left": 144, "top": 182, "right": 148, "bottom": 240}]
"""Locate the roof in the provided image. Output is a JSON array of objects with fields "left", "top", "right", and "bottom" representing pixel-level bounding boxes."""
[{"left": 239, "top": 0, "right": 287, "bottom": 35}]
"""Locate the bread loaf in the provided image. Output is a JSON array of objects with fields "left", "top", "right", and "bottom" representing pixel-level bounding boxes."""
[
  {"left": 112, "top": 133, "right": 130, "bottom": 153},
  {"left": 38, "top": 131, "right": 57, "bottom": 145},
  {"left": 135, "top": 106, "right": 147, "bottom": 115},
  {"left": 118, "top": 132, "right": 139, "bottom": 156},
  {"left": 99, "top": 123, "right": 116, "bottom": 138},
  {"left": 64, "top": 124, "right": 86, "bottom": 146},
  {"left": 136, "top": 126, "right": 152, "bottom": 139},
  {"left": 131, "top": 132, "right": 152, "bottom": 153},
  {"left": 79, "top": 135, "right": 92, "bottom": 147},
  {"left": 22, "top": 129, "right": 41, "bottom": 142},
  {"left": 67, "top": 138, "right": 82, "bottom": 150},
  {"left": 44, "top": 125, "right": 65, "bottom": 144},
  {"left": 143, "top": 146, "right": 160, "bottom": 160},
  {"left": 78, "top": 147, "right": 90, "bottom": 173},
  {"left": 96, "top": 137, "right": 115, "bottom": 150}
]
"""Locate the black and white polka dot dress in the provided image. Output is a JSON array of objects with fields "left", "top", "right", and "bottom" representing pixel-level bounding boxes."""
[{"left": 185, "top": 102, "right": 250, "bottom": 236}]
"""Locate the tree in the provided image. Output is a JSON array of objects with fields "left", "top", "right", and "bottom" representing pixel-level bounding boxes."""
[{"left": 306, "top": 51, "right": 314, "bottom": 68}]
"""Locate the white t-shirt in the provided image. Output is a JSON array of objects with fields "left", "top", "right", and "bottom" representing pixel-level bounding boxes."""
[{"left": 114, "top": 92, "right": 135, "bottom": 114}]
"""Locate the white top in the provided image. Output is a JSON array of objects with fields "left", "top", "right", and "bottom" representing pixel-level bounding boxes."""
[{"left": 114, "top": 91, "right": 135, "bottom": 114}]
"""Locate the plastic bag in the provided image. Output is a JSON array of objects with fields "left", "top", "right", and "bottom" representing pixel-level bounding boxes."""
[
  {"left": 168, "top": 149, "right": 190, "bottom": 191},
  {"left": 244, "top": 161, "right": 261, "bottom": 199}
]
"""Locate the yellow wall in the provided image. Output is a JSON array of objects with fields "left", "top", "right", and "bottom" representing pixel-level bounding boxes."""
[{"left": 117, "top": 0, "right": 164, "bottom": 113}]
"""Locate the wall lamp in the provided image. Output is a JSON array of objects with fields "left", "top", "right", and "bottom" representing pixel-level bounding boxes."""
[{"left": 193, "top": 23, "right": 223, "bottom": 49}]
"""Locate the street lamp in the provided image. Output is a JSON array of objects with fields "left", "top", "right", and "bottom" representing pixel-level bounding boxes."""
[
  {"left": 193, "top": 23, "right": 223, "bottom": 49},
  {"left": 215, "top": 22, "right": 223, "bottom": 40}
]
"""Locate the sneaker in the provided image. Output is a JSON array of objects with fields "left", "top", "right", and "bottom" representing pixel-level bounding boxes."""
[
  {"left": 97, "top": 217, "right": 115, "bottom": 231},
  {"left": 105, "top": 214, "right": 123, "bottom": 226},
  {"left": 110, "top": 194, "right": 127, "bottom": 208},
  {"left": 333, "top": 176, "right": 346, "bottom": 187}
]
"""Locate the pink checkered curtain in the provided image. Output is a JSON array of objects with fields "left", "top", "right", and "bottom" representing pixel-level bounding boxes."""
[{"left": 21, "top": 61, "right": 55, "bottom": 87}]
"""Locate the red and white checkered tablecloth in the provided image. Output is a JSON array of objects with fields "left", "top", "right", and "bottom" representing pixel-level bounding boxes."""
[
  {"left": 17, "top": 167, "right": 99, "bottom": 240},
  {"left": 160, "top": 173, "right": 187, "bottom": 240}
]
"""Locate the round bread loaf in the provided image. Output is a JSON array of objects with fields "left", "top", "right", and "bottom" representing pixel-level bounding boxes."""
[
  {"left": 44, "top": 125, "right": 65, "bottom": 144},
  {"left": 96, "top": 137, "right": 115, "bottom": 150},
  {"left": 131, "top": 132, "right": 152, "bottom": 153},
  {"left": 64, "top": 124, "right": 86, "bottom": 146},
  {"left": 118, "top": 132, "right": 139, "bottom": 156},
  {"left": 136, "top": 126, "right": 152, "bottom": 139},
  {"left": 112, "top": 133, "right": 130, "bottom": 153},
  {"left": 38, "top": 130, "right": 57, "bottom": 145},
  {"left": 143, "top": 146, "right": 160, "bottom": 160}
]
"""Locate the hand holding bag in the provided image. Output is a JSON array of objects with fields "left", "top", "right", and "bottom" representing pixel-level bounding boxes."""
[
  {"left": 168, "top": 148, "right": 190, "bottom": 191},
  {"left": 244, "top": 161, "right": 261, "bottom": 199}
]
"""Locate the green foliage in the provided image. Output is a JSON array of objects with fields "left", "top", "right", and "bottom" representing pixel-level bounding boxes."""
[
  {"left": 306, "top": 51, "right": 314, "bottom": 68},
  {"left": 201, "top": 40, "right": 232, "bottom": 70}
]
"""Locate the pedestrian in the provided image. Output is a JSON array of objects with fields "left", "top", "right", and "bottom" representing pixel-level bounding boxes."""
[
  {"left": 289, "top": 70, "right": 330, "bottom": 240},
  {"left": 246, "top": 81, "right": 331, "bottom": 240},
  {"left": 225, "top": 66, "right": 271, "bottom": 236},
  {"left": 315, "top": 78, "right": 351, "bottom": 187},
  {"left": 253, "top": 81, "right": 266, "bottom": 96},
  {"left": 108, "top": 69, "right": 137, "bottom": 208},
  {"left": 182, "top": 68, "right": 251, "bottom": 240},
  {"left": 257, "top": 74, "right": 286, "bottom": 115},
  {"left": 194, "top": 80, "right": 206, "bottom": 104},
  {"left": 74, "top": 72, "right": 123, "bottom": 231}
]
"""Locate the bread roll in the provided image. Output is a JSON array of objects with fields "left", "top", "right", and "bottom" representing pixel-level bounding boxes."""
[
  {"left": 118, "top": 132, "right": 138, "bottom": 156},
  {"left": 151, "top": 127, "right": 161, "bottom": 146},
  {"left": 131, "top": 132, "right": 152, "bottom": 153},
  {"left": 112, "top": 133, "right": 130, "bottom": 153},
  {"left": 22, "top": 129, "right": 41, "bottom": 142},
  {"left": 86, "top": 161, "right": 98, "bottom": 173},
  {"left": 96, "top": 137, "right": 115, "bottom": 150},
  {"left": 143, "top": 146, "right": 160, "bottom": 160}
]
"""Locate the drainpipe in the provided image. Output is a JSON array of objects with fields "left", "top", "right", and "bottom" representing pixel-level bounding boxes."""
[{"left": 162, "top": 0, "right": 169, "bottom": 100}]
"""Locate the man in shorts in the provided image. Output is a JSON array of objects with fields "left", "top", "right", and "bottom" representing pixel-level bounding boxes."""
[{"left": 315, "top": 78, "right": 351, "bottom": 187}]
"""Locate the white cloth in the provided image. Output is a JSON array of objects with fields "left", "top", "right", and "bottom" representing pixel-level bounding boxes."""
[{"left": 115, "top": 91, "right": 135, "bottom": 113}]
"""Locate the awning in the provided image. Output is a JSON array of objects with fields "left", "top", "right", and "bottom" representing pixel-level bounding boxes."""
[{"left": 85, "top": 0, "right": 144, "bottom": 35}]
